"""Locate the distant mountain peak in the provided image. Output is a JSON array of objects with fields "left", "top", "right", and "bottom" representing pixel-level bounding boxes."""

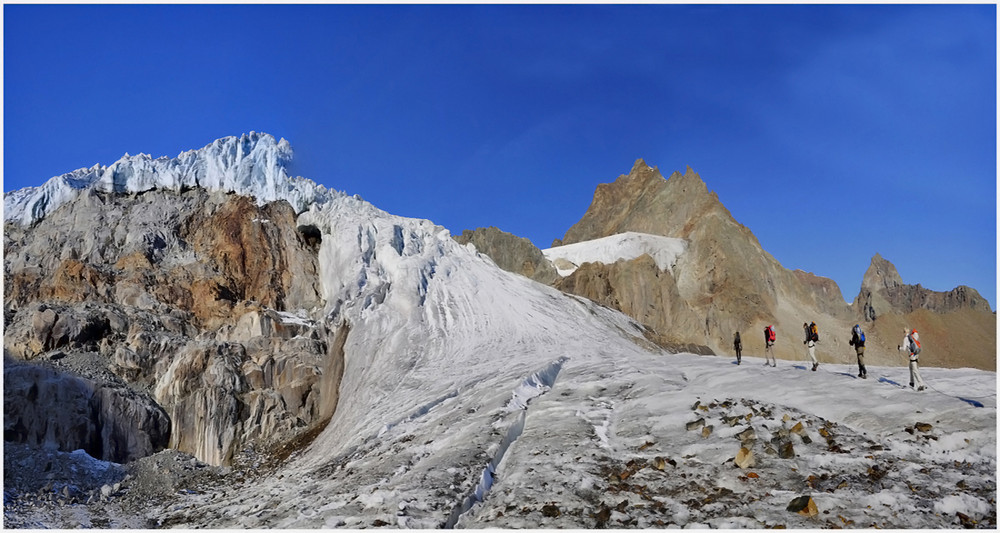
[
  {"left": 862, "top": 253, "right": 904, "bottom": 292},
  {"left": 4, "top": 133, "right": 332, "bottom": 226},
  {"left": 856, "top": 253, "right": 991, "bottom": 316}
]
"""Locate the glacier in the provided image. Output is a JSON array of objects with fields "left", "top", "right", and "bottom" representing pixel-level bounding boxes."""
[
  {"left": 3, "top": 132, "right": 335, "bottom": 226},
  {"left": 3, "top": 133, "right": 994, "bottom": 529},
  {"left": 542, "top": 231, "right": 688, "bottom": 276}
]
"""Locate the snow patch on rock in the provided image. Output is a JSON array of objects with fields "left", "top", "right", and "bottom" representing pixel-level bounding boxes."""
[{"left": 542, "top": 232, "right": 687, "bottom": 276}]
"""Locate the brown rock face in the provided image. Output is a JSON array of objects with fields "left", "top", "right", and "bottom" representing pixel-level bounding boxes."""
[
  {"left": 547, "top": 160, "right": 993, "bottom": 370},
  {"left": 553, "top": 255, "right": 709, "bottom": 353},
  {"left": 855, "top": 253, "right": 993, "bottom": 318},
  {"left": 4, "top": 357, "right": 170, "bottom": 463},
  {"left": 453, "top": 226, "right": 558, "bottom": 285},
  {"left": 4, "top": 188, "right": 337, "bottom": 466},
  {"left": 554, "top": 160, "right": 852, "bottom": 359},
  {"left": 853, "top": 254, "right": 996, "bottom": 370},
  {"left": 4, "top": 189, "right": 322, "bottom": 329}
]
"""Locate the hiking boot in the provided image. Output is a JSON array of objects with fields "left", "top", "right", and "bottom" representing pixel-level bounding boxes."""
[
  {"left": 812, "top": 363, "right": 818, "bottom": 371},
  {"left": 918, "top": 386, "right": 926, "bottom": 391}
]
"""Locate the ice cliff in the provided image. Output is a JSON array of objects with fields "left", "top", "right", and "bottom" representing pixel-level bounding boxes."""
[{"left": 4, "top": 132, "right": 335, "bottom": 226}]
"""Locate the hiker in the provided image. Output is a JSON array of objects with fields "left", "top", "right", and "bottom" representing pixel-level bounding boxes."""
[
  {"left": 898, "top": 328, "right": 925, "bottom": 391},
  {"left": 803, "top": 321, "right": 819, "bottom": 371},
  {"left": 763, "top": 325, "right": 776, "bottom": 367},
  {"left": 849, "top": 324, "right": 867, "bottom": 379},
  {"left": 734, "top": 331, "right": 742, "bottom": 365}
]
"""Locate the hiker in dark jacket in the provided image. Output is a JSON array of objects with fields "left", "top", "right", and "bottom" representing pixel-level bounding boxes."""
[
  {"left": 849, "top": 324, "right": 867, "bottom": 379},
  {"left": 803, "top": 322, "right": 818, "bottom": 371},
  {"left": 733, "top": 331, "right": 742, "bottom": 365}
]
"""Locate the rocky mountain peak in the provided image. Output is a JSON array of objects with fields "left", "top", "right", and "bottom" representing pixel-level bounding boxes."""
[
  {"left": 561, "top": 161, "right": 721, "bottom": 246},
  {"left": 860, "top": 253, "right": 904, "bottom": 293},
  {"left": 855, "top": 253, "right": 992, "bottom": 320},
  {"left": 664, "top": 165, "right": 711, "bottom": 200}
]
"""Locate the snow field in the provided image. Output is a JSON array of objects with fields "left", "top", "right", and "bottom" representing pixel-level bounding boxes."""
[
  {"left": 542, "top": 231, "right": 688, "bottom": 276},
  {"left": 21, "top": 134, "right": 987, "bottom": 528},
  {"left": 156, "top": 185, "right": 994, "bottom": 527}
]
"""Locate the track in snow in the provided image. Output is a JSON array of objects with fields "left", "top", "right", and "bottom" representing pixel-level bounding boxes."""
[{"left": 444, "top": 357, "right": 567, "bottom": 528}]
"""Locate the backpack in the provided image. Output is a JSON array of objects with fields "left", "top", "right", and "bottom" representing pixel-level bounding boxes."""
[
  {"left": 853, "top": 324, "right": 865, "bottom": 345},
  {"left": 909, "top": 334, "right": 921, "bottom": 355},
  {"left": 809, "top": 323, "right": 819, "bottom": 342},
  {"left": 767, "top": 326, "right": 776, "bottom": 342}
]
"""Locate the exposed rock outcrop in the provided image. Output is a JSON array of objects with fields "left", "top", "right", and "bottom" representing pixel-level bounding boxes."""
[
  {"left": 544, "top": 160, "right": 993, "bottom": 369},
  {"left": 453, "top": 227, "right": 558, "bottom": 285},
  {"left": 854, "top": 253, "right": 993, "bottom": 318},
  {"left": 552, "top": 160, "right": 853, "bottom": 360},
  {"left": 4, "top": 185, "right": 337, "bottom": 466},
  {"left": 553, "top": 254, "right": 711, "bottom": 353},
  {"left": 853, "top": 254, "right": 995, "bottom": 370},
  {"left": 4, "top": 188, "right": 322, "bottom": 327},
  {"left": 4, "top": 356, "right": 170, "bottom": 463}
]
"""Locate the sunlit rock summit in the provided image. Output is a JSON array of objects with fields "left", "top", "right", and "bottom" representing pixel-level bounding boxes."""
[{"left": 464, "top": 159, "right": 995, "bottom": 371}]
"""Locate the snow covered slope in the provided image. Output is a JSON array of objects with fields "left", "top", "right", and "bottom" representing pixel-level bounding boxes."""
[
  {"left": 543, "top": 231, "right": 687, "bottom": 276},
  {"left": 161, "top": 141, "right": 996, "bottom": 528},
  {"left": 156, "top": 354, "right": 995, "bottom": 529},
  {"left": 3, "top": 132, "right": 333, "bottom": 226},
  {"left": 4, "top": 134, "right": 994, "bottom": 529}
]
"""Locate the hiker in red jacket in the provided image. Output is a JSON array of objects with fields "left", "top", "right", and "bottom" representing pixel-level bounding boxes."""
[{"left": 763, "top": 325, "right": 776, "bottom": 367}]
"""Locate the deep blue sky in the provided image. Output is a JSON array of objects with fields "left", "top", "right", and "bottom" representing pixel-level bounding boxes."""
[{"left": 4, "top": 4, "right": 996, "bottom": 309}]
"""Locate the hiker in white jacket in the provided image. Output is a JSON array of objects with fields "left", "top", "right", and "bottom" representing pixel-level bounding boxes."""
[{"left": 898, "top": 328, "right": 925, "bottom": 391}]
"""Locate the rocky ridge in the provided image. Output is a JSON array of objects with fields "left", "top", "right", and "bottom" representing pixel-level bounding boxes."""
[
  {"left": 461, "top": 160, "right": 995, "bottom": 370},
  {"left": 4, "top": 135, "right": 341, "bottom": 469},
  {"left": 454, "top": 227, "right": 558, "bottom": 284}
]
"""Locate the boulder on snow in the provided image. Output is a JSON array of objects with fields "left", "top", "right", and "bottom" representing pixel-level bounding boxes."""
[
  {"left": 786, "top": 495, "right": 818, "bottom": 517},
  {"left": 778, "top": 440, "right": 795, "bottom": 459},
  {"left": 735, "top": 447, "right": 755, "bottom": 469},
  {"left": 652, "top": 456, "right": 675, "bottom": 470},
  {"left": 686, "top": 418, "right": 706, "bottom": 431}
]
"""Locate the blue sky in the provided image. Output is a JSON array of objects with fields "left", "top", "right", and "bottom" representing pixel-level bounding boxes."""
[{"left": 4, "top": 4, "right": 996, "bottom": 309}]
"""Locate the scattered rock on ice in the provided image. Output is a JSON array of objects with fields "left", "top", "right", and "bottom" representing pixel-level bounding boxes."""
[
  {"left": 686, "top": 418, "right": 705, "bottom": 431},
  {"left": 778, "top": 440, "right": 795, "bottom": 459},
  {"left": 541, "top": 504, "right": 561, "bottom": 518},
  {"left": 787, "top": 495, "right": 818, "bottom": 517},
  {"left": 735, "top": 448, "right": 755, "bottom": 469}
]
